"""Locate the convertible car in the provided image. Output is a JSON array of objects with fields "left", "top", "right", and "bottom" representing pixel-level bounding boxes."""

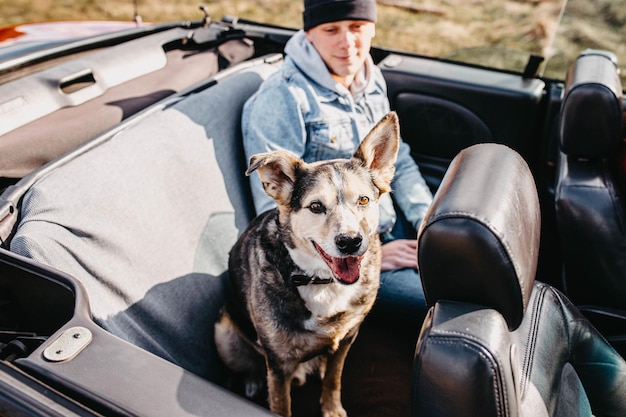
[{"left": 0, "top": 1, "right": 625, "bottom": 416}]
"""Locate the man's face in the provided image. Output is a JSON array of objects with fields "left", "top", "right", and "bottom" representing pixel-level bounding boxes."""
[{"left": 306, "top": 20, "right": 375, "bottom": 87}]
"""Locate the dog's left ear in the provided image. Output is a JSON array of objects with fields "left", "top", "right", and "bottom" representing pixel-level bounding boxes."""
[
  {"left": 353, "top": 112, "right": 400, "bottom": 193},
  {"left": 246, "top": 150, "right": 300, "bottom": 206}
]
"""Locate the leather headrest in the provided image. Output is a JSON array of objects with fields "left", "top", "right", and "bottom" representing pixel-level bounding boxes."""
[
  {"left": 560, "top": 49, "right": 623, "bottom": 159},
  {"left": 417, "top": 143, "right": 540, "bottom": 330}
]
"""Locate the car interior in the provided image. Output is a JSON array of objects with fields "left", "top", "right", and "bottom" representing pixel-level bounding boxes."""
[
  {"left": 415, "top": 142, "right": 626, "bottom": 417},
  {"left": 554, "top": 50, "right": 626, "bottom": 351},
  {"left": 0, "top": 19, "right": 625, "bottom": 416}
]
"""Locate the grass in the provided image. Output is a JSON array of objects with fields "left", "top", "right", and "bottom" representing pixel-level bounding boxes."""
[
  {"left": 0, "top": 0, "right": 559, "bottom": 56},
  {"left": 1, "top": 0, "right": 624, "bottom": 82}
]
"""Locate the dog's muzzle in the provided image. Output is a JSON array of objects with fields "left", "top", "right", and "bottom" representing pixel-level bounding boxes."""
[{"left": 313, "top": 240, "right": 363, "bottom": 285}]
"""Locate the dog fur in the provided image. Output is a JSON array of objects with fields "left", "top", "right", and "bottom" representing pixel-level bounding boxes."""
[{"left": 215, "top": 112, "right": 400, "bottom": 417}]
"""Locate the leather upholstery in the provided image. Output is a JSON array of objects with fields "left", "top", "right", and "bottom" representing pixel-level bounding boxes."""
[
  {"left": 559, "top": 50, "right": 622, "bottom": 158},
  {"left": 554, "top": 49, "right": 626, "bottom": 310},
  {"left": 417, "top": 143, "right": 539, "bottom": 330},
  {"left": 413, "top": 143, "right": 626, "bottom": 416}
]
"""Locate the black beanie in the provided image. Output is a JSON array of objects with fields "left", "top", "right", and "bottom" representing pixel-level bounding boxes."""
[{"left": 303, "top": 0, "right": 377, "bottom": 31}]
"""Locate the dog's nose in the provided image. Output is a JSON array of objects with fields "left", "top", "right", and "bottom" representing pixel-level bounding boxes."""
[{"left": 335, "top": 234, "right": 362, "bottom": 255}]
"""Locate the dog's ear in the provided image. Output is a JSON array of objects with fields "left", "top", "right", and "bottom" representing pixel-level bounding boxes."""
[
  {"left": 353, "top": 112, "right": 400, "bottom": 193},
  {"left": 246, "top": 151, "right": 300, "bottom": 206}
]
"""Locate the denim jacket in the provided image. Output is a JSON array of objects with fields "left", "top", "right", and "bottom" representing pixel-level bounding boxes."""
[{"left": 242, "top": 30, "right": 433, "bottom": 233}]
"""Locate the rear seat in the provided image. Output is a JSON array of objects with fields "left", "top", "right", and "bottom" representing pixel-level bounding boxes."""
[{"left": 9, "top": 57, "right": 281, "bottom": 383}]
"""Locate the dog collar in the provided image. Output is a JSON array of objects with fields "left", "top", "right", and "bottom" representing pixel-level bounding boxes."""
[{"left": 291, "top": 273, "right": 334, "bottom": 286}]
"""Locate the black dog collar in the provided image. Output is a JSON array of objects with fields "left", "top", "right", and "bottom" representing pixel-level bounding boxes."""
[{"left": 291, "top": 273, "right": 334, "bottom": 286}]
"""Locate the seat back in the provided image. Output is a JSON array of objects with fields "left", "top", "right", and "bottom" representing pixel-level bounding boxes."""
[
  {"left": 417, "top": 143, "right": 539, "bottom": 330},
  {"left": 413, "top": 143, "right": 626, "bottom": 417},
  {"left": 554, "top": 49, "right": 626, "bottom": 311},
  {"left": 9, "top": 59, "right": 280, "bottom": 383}
]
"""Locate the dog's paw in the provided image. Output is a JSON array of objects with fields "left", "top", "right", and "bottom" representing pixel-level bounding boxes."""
[
  {"left": 244, "top": 377, "right": 266, "bottom": 399},
  {"left": 292, "top": 365, "right": 308, "bottom": 387},
  {"left": 321, "top": 407, "right": 348, "bottom": 417},
  {"left": 321, "top": 393, "right": 347, "bottom": 417},
  {"left": 293, "top": 373, "right": 306, "bottom": 387}
]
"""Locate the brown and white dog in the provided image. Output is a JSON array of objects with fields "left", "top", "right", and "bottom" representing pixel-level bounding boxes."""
[{"left": 215, "top": 112, "right": 400, "bottom": 417}]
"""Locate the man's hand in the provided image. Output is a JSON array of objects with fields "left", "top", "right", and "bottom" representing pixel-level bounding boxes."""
[{"left": 380, "top": 239, "right": 418, "bottom": 271}]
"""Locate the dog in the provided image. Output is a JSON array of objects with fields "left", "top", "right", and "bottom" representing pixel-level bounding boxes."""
[{"left": 215, "top": 112, "right": 400, "bottom": 417}]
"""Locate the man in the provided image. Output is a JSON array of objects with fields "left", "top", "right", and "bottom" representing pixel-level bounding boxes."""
[{"left": 242, "top": 0, "right": 433, "bottom": 323}]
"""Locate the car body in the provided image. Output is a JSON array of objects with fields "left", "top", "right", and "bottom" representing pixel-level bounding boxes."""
[{"left": 0, "top": 1, "right": 624, "bottom": 416}]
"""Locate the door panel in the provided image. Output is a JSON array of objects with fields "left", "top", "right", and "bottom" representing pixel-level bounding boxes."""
[{"left": 379, "top": 53, "right": 547, "bottom": 189}]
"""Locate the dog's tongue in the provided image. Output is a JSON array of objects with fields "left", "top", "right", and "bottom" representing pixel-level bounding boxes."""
[{"left": 330, "top": 256, "right": 361, "bottom": 284}]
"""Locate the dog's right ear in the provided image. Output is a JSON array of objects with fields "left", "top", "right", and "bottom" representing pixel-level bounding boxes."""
[{"left": 246, "top": 151, "right": 300, "bottom": 206}]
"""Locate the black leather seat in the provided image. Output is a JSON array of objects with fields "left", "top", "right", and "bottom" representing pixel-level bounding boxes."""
[
  {"left": 412, "top": 143, "right": 626, "bottom": 416},
  {"left": 554, "top": 50, "right": 626, "bottom": 347}
]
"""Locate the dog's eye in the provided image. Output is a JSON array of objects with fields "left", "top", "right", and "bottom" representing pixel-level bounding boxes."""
[
  {"left": 358, "top": 196, "right": 369, "bottom": 206},
  {"left": 308, "top": 201, "right": 325, "bottom": 214}
]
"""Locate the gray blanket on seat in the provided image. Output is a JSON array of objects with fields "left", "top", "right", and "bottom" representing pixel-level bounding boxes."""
[{"left": 11, "top": 63, "right": 279, "bottom": 382}]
